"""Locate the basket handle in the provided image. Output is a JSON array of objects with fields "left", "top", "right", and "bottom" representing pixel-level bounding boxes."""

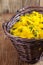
[{"left": 16, "top": 6, "right": 43, "bottom": 13}]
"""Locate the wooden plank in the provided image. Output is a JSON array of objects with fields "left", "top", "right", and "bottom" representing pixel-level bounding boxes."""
[
  {"left": 9, "top": 0, "right": 22, "bottom": 13},
  {"left": 40, "top": 0, "right": 43, "bottom": 6},
  {"left": 22, "top": 0, "right": 40, "bottom": 7},
  {"left": 0, "top": 0, "right": 40, "bottom": 13},
  {"left": 0, "top": 0, "right": 22, "bottom": 13}
]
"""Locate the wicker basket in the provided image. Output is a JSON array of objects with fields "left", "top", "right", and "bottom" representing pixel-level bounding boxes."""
[{"left": 2, "top": 7, "right": 43, "bottom": 64}]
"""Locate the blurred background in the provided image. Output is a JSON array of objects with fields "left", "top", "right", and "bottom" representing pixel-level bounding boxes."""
[
  {"left": 0, "top": 0, "right": 43, "bottom": 65},
  {"left": 0, "top": 0, "right": 42, "bottom": 13}
]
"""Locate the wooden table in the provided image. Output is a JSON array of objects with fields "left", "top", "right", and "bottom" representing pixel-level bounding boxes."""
[{"left": 0, "top": 13, "right": 43, "bottom": 65}]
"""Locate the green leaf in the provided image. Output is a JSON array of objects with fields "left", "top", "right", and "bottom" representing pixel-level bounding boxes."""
[
  {"left": 32, "top": 30, "right": 37, "bottom": 37},
  {"left": 29, "top": 26, "right": 33, "bottom": 30}
]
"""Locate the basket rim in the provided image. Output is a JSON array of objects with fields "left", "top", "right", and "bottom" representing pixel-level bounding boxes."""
[{"left": 3, "top": 6, "right": 43, "bottom": 41}]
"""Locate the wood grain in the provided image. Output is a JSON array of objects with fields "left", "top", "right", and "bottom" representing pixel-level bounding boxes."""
[{"left": 0, "top": 0, "right": 40, "bottom": 13}]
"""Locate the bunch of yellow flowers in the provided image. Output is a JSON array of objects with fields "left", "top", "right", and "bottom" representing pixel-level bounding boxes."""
[{"left": 10, "top": 11, "right": 43, "bottom": 39}]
